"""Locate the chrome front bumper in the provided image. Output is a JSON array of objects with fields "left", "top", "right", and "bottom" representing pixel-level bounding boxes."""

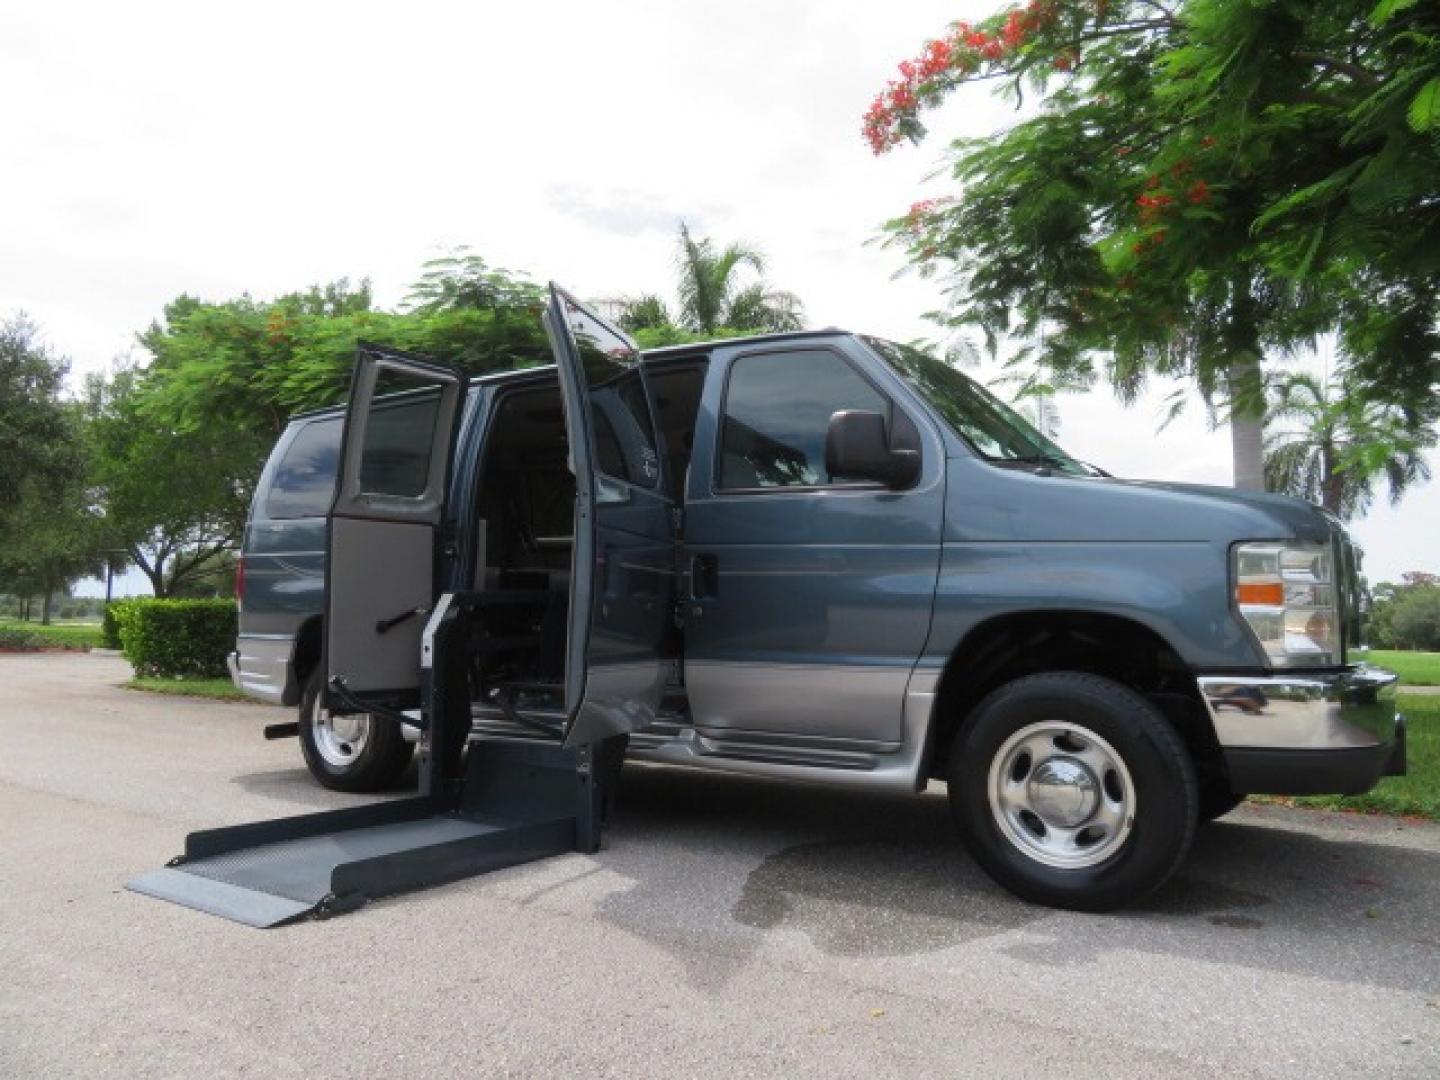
[{"left": 1198, "top": 666, "right": 1405, "bottom": 795}]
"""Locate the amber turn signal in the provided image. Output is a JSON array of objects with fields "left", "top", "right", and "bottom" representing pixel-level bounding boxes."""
[{"left": 1236, "top": 581, "right": 1284, "bottom": 606}]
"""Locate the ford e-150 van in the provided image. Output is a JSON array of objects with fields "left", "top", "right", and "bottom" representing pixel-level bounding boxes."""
[{"left": 229, "top": 285, "right": 1403, "bottom": 910}]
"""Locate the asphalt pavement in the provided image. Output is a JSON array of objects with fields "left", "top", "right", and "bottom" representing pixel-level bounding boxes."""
[{"left": 2, "top": 652, "right": 1438, "bottom": 1078}]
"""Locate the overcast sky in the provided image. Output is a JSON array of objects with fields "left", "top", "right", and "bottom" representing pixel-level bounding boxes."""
[{"left": 4, "top": 0, "right": 1434, "bottom": 595}]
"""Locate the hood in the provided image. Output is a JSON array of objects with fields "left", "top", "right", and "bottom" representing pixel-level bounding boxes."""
[
  {"left": 1119, "top": 479, "right": 1336, "bottom": 544},
  {"left": 950, "top": 458, "right": 1336, "bottom": 546}
]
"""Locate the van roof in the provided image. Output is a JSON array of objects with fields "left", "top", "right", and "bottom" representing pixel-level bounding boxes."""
[{"left": 286, "top": 329, "right": 851, "bottom": 424}]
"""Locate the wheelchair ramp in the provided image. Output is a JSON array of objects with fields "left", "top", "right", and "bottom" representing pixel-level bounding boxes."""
[{"left": 128, "top": 741, "right": 597, "bottom": 927}]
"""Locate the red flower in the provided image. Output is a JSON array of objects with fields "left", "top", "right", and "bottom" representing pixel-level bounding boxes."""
[
  {"left": 1002, "top": 10, "right": 1027, "bottom": 48},
  {"left": 919, "top": 39, "right": 953, "bottom": 78},
  {"left": 1187, "top": 179, "right": 1210, "bottom": 204}
]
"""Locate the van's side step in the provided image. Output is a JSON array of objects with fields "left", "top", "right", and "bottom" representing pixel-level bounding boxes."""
[{"left": 127, "top": 739, "right": 599, "bottom": 927}]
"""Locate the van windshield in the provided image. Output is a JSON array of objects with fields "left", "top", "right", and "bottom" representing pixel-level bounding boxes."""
[{"left": 861, "top": 336, "right": 1091, "bottom": 476}]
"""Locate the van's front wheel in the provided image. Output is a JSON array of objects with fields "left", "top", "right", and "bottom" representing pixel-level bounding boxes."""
[
  {"left": 298, "top": 668, "right": 413, "bottom": 792},
  {"left": 948, "top": 672, "right": 1197, "bottom": 912}
]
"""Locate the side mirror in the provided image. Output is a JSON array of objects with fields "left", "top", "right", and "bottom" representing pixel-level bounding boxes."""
[{"left": 825, "top": 410, "right": 920, "bottom": 489}]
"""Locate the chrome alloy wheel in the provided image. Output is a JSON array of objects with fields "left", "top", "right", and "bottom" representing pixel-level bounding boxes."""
[
  {"left": 310, "top": 697, "right": 372, "bottom": 768},
  {"left": 987, "top": 721, "right": 1136, "bottom": 869}
]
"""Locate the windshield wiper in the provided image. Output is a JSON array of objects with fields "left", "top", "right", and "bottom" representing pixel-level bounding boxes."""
[
  {"left": 997, "top": 453, "right": 1069, "bottom": 469},
  {"left": 997, "top": 453, "right": 1110, "bottom": 477}
]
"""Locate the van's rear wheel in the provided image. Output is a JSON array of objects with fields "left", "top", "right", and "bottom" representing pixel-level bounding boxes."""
[
  {"left": 298, "top": 668, "right": 413, "bottom": 792},
  {"left": 948, "top": 672, "right": 1197, "bottom": 912}
]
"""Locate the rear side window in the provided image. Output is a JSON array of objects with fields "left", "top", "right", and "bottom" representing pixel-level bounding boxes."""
[
  {"left": 719, "top": 349, "right": 889, "bottom": 489},
  {"left": 265, "top": 418, "right": 341, "bottom": 519},
  {"left": 358, "top": 379, "right": 444, "bottom": 498}
]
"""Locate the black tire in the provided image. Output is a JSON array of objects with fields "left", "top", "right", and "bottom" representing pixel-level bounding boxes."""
[
  {"left": 1198, "top": 783, "right": 1246, "bottom": 822},
  {"left": 947, "top": 671, "right": 1198, "bottom": 912},
  {"left": 297, "top": 668, "right": 414, "bottom": 792}
]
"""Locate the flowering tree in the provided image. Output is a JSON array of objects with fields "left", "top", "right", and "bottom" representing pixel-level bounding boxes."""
[{"left": 865, "top": 0, "right": 1439, "bottom": 491}]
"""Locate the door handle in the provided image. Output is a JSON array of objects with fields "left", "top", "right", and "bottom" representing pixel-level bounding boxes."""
[
  {"left": 691, "top": 554, "right": 719, "bottom": 600},
  {"left": 375, "top": 607, "right": 427, "bottom": 635}
]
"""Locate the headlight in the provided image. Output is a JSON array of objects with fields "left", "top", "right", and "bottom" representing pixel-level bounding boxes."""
[{"left": 1234, "top": 542, "right": 1338, "bottom": 667}]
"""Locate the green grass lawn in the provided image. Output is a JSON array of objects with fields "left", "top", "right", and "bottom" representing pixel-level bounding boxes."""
[
  {"left": 1266, "top": 692, "right": 1440, "bottom": 821},
  {"left": 1352, "top": 649, "right": 1440, "bottom": 685},
  {"left": 0, "top": 618, "right": 104, "bottom": 650},
  {"left": 126, "top": 676, "right": 249, "bottom": 702}
]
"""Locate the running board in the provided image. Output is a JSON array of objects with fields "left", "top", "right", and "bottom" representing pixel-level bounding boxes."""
[{"left": 127, "top": 741, "right": 599, "bottom": 927}]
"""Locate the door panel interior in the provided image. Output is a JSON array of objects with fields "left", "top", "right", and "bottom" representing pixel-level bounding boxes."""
[
  {"left": 325, "top": 345, "right": 464, "bottom": 706},
  {"left": 326, "top": 517, "right": 434, "bottom": 694}
]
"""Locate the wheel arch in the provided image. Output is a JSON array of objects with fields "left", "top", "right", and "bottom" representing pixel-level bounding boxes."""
[
  {"left": 923, "top": 609, "right": 1222, "bottom": 785},
  {"left": 285, "top": 615, "right": 325, "bottom": 706}
]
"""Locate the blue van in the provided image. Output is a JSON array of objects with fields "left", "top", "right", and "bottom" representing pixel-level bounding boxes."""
[{"left": 230, "top": 285, "right": 1403, "bottom": 910}]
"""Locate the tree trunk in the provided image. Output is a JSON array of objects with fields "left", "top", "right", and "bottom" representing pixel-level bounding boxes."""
[
  {"left": 144, "top": 567, "right": 168, "bottom": 598},
  {"left": 1320, "top": 440, "right": 1344, "bottom": 516},
  {"left": 132, "top": 547, "right": 168, "bottom": 598},
  {"left": 1227, "top": 355, "right": 1266, "bottom": 491},
  {"left": 41, "top": 591, "right": 53, "bottom": 626}
]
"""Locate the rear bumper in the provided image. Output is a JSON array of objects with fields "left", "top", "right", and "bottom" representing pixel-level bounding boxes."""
[
  {"left": 1198, "top": 666, "right": 1405, "bottom": 796},
  {"left": 231, "top": 634, "right": 295, "bottom": 705}
]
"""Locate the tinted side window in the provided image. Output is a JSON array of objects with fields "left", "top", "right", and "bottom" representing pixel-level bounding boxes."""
[
  {"left": 719, "top": 350, "right": 888, "bottom": 489},
  {"left": 266, "top": 418, "right": 341, "bottom": 519},
  {"left": 560, "top": 297, "right": 660, "bottom": 490},
  {"left": 358, "top": 381, "right": 443, "bottom": 497}
]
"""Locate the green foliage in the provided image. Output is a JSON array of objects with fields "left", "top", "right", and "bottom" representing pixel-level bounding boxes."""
[
  {"left": 0, "top": 624, "right": 46, "bottom": 650},
  {"left": 0, "top": 619, "right": 102, "bottom": 650},
  {"left": 1366, "top": 573, "right": 1440, "bottom": 649},
  {"left": 1288, "top": 692, "right": 1440, "bottom": 820},
  {"left": 619, "top": 223, "right": 805, "bottom": 337},
  {"left": 1264, "top": 370, "right": 1434, "bottom": 518},
  {"left": 1389, "top": 587, "right": 1440, "bottom": 651},
  {"left": 101, "top": 604, "right": 123, "bottom": 649},
  {"left": 0, "top": 314, "right": 73, "bottom": 511},
  {"left": 868, "top": 0, "right": 1440, "bottom": 473},
  {"left": 85, "top": 366, "right": 258, "bottom": 597},
  {"left": 126, "top": 676, "right": 248, "bottom": 702},
  {"left": 617, "top": 294, "right": 674, "bottom": 334},
  {"left": 629, "top": 324, "right": 765, "bottom": 350},
  {"left": 138, "top": 266, "right": 550, "bottom": 447},
  {"left": 111, "top": 598, "right": 237, "bottom": 678},
  {"left": 0, "top": 422, "right": 104, "bottom": 621},
  {"left": 1354, "top": 648, "right": 1440, "bottom": 685},
  {"left": 404, "top": 248, "right": 545, "bottom": 314}
]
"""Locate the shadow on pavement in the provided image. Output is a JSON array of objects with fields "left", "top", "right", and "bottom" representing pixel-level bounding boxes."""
[{"left": 596, "top": 763, "right": 1440, "bottom": 995}]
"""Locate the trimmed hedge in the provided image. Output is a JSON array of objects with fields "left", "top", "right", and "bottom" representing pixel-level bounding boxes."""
[
  {"left": 111, "top": 599, "right": 237, "bottom": 678},
  {"left": 0, "top": 625, "right": 46, "bottom": 651}
]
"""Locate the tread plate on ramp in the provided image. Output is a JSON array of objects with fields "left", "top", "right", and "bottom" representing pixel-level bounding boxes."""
[
  {"left": 127, "top": 814, "right": 556, "bottom": 927},
  {"left": 127, "top": 868, "right": 314, "bottom": 928}
]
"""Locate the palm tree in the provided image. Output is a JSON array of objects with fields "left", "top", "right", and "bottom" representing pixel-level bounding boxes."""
[
  {"left": 621, "top": 223, "right": 804, "bottom": 335},
  {"left": 1263, "top": 371, "right": 1433, "bottom": 520}
]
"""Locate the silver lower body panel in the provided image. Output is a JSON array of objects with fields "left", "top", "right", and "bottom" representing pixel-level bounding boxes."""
[{"left": 232, "top": 634, "right": 295, "bottom": 705}]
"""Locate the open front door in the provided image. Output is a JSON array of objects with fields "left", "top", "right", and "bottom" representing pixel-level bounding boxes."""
[
  {"left": 325, "top": 343, "right": 465, "bottom": 708},
  {"left": 543, "top": 285, "right": 677, "bottom": 745}
]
